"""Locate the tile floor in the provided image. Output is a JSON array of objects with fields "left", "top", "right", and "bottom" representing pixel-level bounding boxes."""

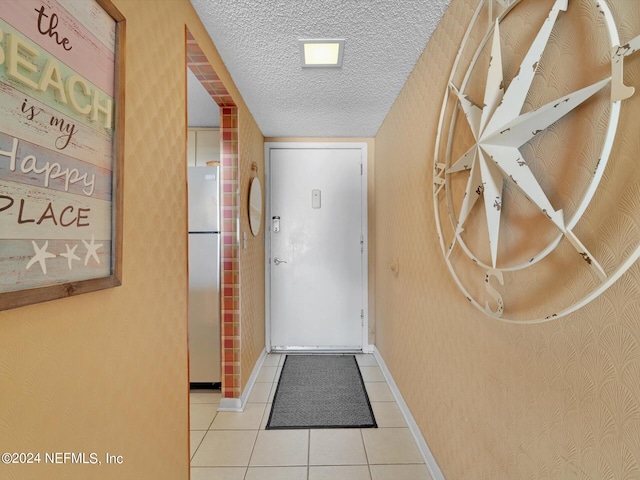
[{"left": 190, "top": 353, "right": 433, "bottom": 480}]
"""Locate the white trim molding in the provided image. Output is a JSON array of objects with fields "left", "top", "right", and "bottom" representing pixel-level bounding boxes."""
[
  {"left": 218, "top": 348, "right": 268, "bottom": 412},
  {"left": 373, "top": 347, "right": 446, "bottom": 480}
]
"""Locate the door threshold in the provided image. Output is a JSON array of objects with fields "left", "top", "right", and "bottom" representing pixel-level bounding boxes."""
[{"left": 270, "top": 347, "right": 364, "bottom": 354}]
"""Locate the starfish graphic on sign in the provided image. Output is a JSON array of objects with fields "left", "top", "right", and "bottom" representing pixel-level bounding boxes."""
[
  {"left": 60, "top": 244, "right": 81, "bottom": 270},
  {"left": 26, "top": 240, "right": 56, "bottom": 275},
  {"left": 82, "top": 235, "right": 103, "bottom": 265}
]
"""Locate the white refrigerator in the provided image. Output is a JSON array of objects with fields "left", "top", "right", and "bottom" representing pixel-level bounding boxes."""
[{"left": 188, "top": 166, "right": 221, "bottom": 386}]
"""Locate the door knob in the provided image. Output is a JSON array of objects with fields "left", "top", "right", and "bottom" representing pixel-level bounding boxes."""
[{"left": 273, "top": 257, "right": 287, "bottom": 265}]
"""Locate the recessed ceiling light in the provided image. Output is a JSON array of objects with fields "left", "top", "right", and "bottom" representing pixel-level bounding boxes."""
[{"left": 299, "top": 39, "right": 344, "bottom": 68}]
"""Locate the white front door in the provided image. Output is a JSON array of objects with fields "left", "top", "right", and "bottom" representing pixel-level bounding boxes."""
[{"left": 267, "top": 144, "right": 367, "bottom": 351}]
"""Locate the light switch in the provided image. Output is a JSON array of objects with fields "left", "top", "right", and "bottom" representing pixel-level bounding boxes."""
[{"left": 312, "top": 189, "right": 321, "bottom": 209}]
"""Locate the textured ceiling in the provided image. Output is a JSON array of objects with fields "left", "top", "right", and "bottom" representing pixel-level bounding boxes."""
[{"left": 189, "top": 0, "right": 451, "bottom": 137}]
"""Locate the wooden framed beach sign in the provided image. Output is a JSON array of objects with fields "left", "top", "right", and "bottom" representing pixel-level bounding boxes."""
[{"left": 0, "top": 0, "right": 125, "bottom": 310}]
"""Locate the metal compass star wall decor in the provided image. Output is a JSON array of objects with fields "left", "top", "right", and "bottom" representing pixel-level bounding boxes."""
[{"left": 433, "top": 0, "right": 640, "bottom": 322}]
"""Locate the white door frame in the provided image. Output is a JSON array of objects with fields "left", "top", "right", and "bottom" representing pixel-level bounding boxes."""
[{"left": 264, "top": 142, "right": 369, "bottom": 352}]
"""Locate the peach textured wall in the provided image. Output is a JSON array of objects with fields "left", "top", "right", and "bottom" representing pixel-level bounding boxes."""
[
  {"left": 0, "top": 0, "right": 264, "bottom": 478},
  {"left": 239, "top": 114, "right": 266, "bottom": 392},
  {"left": 375, "top": 0, "right": 640, "bottom": 478}
]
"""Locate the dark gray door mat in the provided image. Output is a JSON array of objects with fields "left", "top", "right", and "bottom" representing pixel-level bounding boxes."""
[{"left": 266, "top": 354, "right": 377, "bottom": 430}]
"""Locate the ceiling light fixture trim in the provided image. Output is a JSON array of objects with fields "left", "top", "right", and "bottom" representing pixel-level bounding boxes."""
[{"left": 299, "top": 39, "right": 345, "bottom": 68}]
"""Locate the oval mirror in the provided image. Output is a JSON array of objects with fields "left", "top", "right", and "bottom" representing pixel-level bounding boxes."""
[{"left": 248, "top": 177, "right": 262, "bottom": 236}]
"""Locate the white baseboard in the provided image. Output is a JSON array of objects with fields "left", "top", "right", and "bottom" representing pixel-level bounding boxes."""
[
  {"left": 218, "top": 348, "right": 268, "bottom": 412},
  {"left": 373, "top": 347, "right": 445, "bottom": 480},
  {"left": 217, "top": 397, "right": 242, "bottom": 411}
]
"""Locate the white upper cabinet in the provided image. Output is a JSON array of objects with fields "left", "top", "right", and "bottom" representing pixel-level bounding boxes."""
[{"left": 187, "top": 128, "right": 220, "bottom": 167}]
